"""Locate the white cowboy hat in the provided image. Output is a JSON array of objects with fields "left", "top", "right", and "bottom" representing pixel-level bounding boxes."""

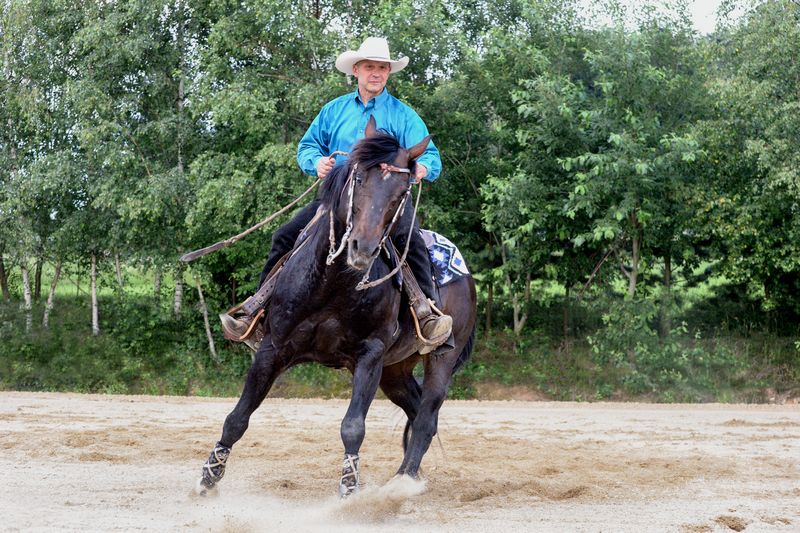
[{"left": 335, "top": 37, "right": 409, "bottom": 74}]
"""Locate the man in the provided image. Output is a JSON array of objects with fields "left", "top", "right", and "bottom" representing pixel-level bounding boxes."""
[{"left": 223, "top": 37, "right": 452, "bottom": 352}]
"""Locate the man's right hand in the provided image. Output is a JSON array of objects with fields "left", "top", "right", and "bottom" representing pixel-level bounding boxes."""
[{"left": 316, "top": 156, "right": 335, "bottom": 179}]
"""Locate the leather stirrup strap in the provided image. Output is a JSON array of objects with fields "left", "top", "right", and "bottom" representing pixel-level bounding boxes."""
[
  {"left": 239, "top": 254, "right": 289, "bottom": 316},
  {"left": 237, "top": 205, "right": 328, "bottom": 317}
]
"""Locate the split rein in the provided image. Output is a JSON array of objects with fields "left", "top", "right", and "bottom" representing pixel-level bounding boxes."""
[
  {"left": 180, "top": 151, "right": 422, "bottom": 293},
  {"left": 326, "top": 162, "right": 421, "bottom": 291}
]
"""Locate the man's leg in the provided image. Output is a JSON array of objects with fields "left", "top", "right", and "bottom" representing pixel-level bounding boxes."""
[
  {"left": 392, "top": 205, "right": 452, "bottom": 350},
  {"left": 221, "top": 199, "right": 321, "bottom": 345},
  {"left": 258, "top": 199, "right": 322, "bottom": 287}
]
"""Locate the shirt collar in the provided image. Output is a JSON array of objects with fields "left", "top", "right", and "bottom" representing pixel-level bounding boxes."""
[{"left": 354, "top": 87, "right": 389, "bottom": 109}]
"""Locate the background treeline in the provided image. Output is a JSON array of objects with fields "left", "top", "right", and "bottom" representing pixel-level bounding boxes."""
[{"left": 1, "top": 0, "right": 798, "bottom": 401}]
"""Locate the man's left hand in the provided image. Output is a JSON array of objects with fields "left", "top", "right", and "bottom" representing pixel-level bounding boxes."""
[{"left": 413, "top": 164, "right": 428, "bottom": 184}]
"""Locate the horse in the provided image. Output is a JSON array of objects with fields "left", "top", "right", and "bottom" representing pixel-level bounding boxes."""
[{"left": 197, "top": 116, "right": 477, "bottom": 497}]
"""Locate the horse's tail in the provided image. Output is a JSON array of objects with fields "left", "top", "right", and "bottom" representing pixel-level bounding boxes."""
[{"left": 451, "top": 324, "right": 476, "bottom": 376}]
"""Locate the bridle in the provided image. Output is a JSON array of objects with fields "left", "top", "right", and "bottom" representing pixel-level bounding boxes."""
[{"left": 326, "top": 160, "right": 421, "bottom": 291}]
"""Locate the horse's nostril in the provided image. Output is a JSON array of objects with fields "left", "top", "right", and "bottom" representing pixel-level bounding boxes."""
[{"left": 352, "top": 239, "right": 359, "bottom": 252}]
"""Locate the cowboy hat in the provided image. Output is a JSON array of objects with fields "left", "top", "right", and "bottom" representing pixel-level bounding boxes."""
[{"left": 335, "top": 37, "right": 409, "bottom": 74}]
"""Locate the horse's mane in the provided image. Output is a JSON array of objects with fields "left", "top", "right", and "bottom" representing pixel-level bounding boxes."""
[{"left": 319, "top": 132, "right": 402, "bottom": 211}]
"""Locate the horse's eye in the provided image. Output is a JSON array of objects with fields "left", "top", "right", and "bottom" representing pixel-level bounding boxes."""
[{"left": 355, "top": 173, "right": 363, "bottom": 185}]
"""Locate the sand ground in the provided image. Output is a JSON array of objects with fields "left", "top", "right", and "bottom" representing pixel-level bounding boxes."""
[{"left": 2, "top": 392, "right": 799, "bottom": 532}]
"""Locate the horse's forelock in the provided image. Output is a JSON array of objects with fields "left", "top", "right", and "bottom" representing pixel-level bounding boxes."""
[
  {"left": 351, "top": 131, "right": 402, "bottom": 169},
  {"left": 319, "top": 131, "right": 402, "bottom": 210}
]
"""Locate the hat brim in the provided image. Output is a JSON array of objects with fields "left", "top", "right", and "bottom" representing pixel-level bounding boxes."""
[{"left": 335, "top": 51, "right": 409, "bottom": 74}]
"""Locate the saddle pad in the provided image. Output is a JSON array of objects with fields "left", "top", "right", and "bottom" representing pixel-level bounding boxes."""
[{"left": 420, "top": 229, "right": 470, "bottom": 287}]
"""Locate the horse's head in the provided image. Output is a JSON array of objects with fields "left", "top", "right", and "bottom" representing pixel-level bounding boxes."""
[
  {"left": 323, "top": 116, "right": 431, "bottom": 272},
  {"left": 346, "top": 118, "right": 431, "bottom": 270}
]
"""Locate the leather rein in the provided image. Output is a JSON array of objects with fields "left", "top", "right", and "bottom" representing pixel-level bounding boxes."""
[{"left": 326, "top": 162, "right": 422, "bottom": 291}]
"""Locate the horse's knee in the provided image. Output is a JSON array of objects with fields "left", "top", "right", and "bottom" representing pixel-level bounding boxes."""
[{"left": 340, "top": 416, "right": 366, "bottom": 445}]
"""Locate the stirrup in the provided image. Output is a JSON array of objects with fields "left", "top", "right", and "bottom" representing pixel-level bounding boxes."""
[
  {"left": 220, "top": 307, "right": 265, "bottom": 352},
  {"left": 411, "top": 301, "right": 452, "bottom": 354}
]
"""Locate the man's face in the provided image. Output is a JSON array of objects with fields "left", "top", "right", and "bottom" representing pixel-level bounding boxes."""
[{"left": 352, "top": 60, "right": 391, "bottom": 98}]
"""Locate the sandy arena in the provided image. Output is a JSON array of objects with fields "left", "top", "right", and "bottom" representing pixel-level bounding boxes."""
[{"left": 2, "top": 392, "right": 799, "bottom": 532}]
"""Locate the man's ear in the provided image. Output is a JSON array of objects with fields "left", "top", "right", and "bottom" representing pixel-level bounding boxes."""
[
  {"left": 408, "top": 135, "right": 432, "bottom": 160},
  {"left": 365, "top": 115, "right": 378, "bottom": 138}
]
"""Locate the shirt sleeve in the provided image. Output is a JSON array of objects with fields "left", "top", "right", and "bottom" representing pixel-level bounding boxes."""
[
  {"left": 297, "top": 107, "right": 329, "bottom": 177},
  {"left": 403, "top": 109, "right": 442, "bottom": 182}
]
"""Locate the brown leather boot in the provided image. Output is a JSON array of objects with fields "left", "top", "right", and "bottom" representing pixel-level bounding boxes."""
[
  {"left": 219, "top": 310, "right": 264, "bottom": 352},
  {"left": 415, "top": 298, "right": 453, "bottom": 355}
]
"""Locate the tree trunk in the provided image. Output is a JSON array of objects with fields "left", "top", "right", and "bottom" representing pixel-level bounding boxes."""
[
  {"left": 154, "top": 265, "right": 162, "bottom": 306},
  {"left": 501, "top": 244, "right": 528, "bottom": 335},
  {"left": 659, "top": 254, "right": 673, "bottom": 338},
  {"left": 174, "top": 262, "right": 184, "bottom": 316},
  {"left": 34, "top": 257, "right": 43, "bottom": 301},
  {"left": 0, "top": 251, "right": 10, "bottom": 301},
  {"left": 627, "top": 212, "right": 641, "bottom": 298},
  {"left": 485, "top": 280, "right": 493, "bottom": 333},
  {"left": 195, "top": 278, "right": 218, "bottom": 362},
  {"left": 114, "top": 253, "right": 124, "bottom": 290},
  {"left": 21, "top": 262, "right": 32, "bottom": 333},
  {"left": 563, "top": 284, "right": 570, "bottom": 341},
  {"left": 91, "top": 254, "right": 99, "bottom": 335},
  {"left": 43, "top": 260, "right": 63, "bottom": 329}
]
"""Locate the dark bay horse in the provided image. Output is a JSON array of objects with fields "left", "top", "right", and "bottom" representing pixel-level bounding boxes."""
[{"left": 197, "top": 117, "right": 477, "bottom": 497}]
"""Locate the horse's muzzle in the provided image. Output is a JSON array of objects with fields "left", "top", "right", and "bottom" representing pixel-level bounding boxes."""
[
  {"left": 346, "top": 249, "right": 374, "bottom": 271},
  {"left": 346, "top": 238, "right": 379, "bottom": 271}
]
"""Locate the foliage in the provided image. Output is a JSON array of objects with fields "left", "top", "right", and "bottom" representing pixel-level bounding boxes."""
[{"left": 0, "top": 0, "right": 798, "bottom": 401}]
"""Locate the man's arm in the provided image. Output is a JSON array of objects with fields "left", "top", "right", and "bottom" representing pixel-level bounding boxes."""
[
  {"left": 403, "top": 110, "right": 442, "bottom": 182},
  {"left": 297, "top": 109, "right": 329, "bottom": 177}
]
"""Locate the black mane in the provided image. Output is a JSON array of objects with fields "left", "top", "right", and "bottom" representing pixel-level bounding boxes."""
[{"left": 319, "top": 132, "right": 401, "bottom": 210}]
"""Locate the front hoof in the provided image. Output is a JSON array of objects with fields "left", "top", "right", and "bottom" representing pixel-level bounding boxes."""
[
  {"left": 193, "top": 477, "right": 220, "bottom": 497},
  {"left": 338, "top": 454, "right": 360, "bottom": 498},
  {"left": 199, "top": 442, "right": 231, "bottom": 492}
]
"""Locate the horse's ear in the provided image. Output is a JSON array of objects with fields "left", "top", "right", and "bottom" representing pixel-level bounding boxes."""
[
  {"left": 408, "top": 134, "right": 432, "bottom": 161},
  {"left": 365, "top": 115, "right": 378, "bottom": 138}
]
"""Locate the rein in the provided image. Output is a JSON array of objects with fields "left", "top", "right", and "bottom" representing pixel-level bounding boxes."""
[
  {"left": 180, "top": 151, "right": 349, "bottom": 263},
  {"left": 325, "top": 161, "right": 421, "bottom": 291}
]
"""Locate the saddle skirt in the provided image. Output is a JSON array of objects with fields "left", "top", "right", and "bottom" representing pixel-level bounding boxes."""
[{"left": 420, "top": 229, "right": 470, "bottom": 287}]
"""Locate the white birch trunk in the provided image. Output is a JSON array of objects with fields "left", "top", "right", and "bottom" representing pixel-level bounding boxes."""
[
  {"left": 21, "top": 261, "right": 32, "bottom": 333},
  {"left": 174, "top": 263, "right": 184, "bottom": 316},
  {"left": 42, "top": 260, "right": 63, "bottom": 329},
  {"left": 195, "top": 278, "right": 218, "bottom": 361},
  {"left": 114, "top": 253, "right": 124, "bottom": 290},
  {"left": 91, "top": 254, "right": 99, "bottom": 335}
]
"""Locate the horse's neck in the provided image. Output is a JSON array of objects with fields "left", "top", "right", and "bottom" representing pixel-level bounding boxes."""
[{"left": 298, "top": 210, "right": 355, "bottom": 286}]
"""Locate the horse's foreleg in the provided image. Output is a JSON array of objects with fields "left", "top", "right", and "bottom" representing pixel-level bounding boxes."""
[
  {"left": 339, "top": 338, "right": 385, "bottom": 497},
  {"left": 395, "top": 357, "right": 451, "bottom": 478},
  {"left": 197, "top": 343, "right": 282, "bottom": 494}
]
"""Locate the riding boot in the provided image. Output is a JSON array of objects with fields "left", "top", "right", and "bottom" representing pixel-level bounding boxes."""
[
  {"left": 220, "top": 200, "right": 322, "bottom": 351},
  {"left": 397, "top": 224, "right": 453, "bottom": 354}
]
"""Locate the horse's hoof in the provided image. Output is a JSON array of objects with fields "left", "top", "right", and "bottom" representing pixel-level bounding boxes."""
[
  {"left": 338, "top": 482, "right": 360, "bottom": 498},
  {"left": 193, "top": 478, "right": 219, "bottom": 497},
  {"left": 338, "top": 453, "right": 360, "bottom": 498}
]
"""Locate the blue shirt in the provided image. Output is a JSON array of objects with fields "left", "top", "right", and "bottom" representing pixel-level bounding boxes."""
[{"left": 297, "top": 88, "right": 442, "bottom": 181}]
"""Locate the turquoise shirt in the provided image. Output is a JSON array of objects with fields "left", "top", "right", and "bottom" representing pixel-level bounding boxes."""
[{"left": 297, "top": 88, "right": 442, "bottom": 181}]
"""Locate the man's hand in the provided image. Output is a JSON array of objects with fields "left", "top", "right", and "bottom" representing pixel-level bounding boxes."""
[
  {"left": 413, "top": 163, "right": 428, "bottom": 184},
  {"left": 316, "top": 156, "right": 335, "bottom": 179}
]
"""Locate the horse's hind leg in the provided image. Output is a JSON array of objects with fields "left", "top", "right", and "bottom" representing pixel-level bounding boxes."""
[
  {"left": 339, "top": 338, "right": 385, "bottom": 497},
  {"left": 395, "top": 355, "right": 452, "bottom": 478},
  {"left": 197, "top": 343, "right": 283, "bottom": 494}
]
